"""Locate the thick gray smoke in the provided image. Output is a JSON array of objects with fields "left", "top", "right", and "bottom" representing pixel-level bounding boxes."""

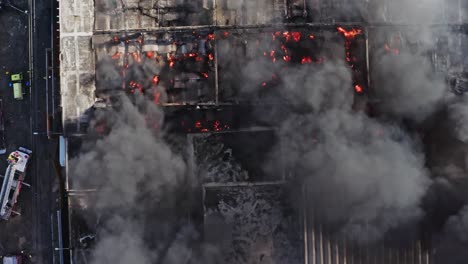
[
  {"left": 71, "top": 96, "right": 184, "bottom": 209},
  {"left": 432, "top": 205, "right": 468, "bottom": 264},
  {"left": 275, "top": 98, "right": 431, "bottom": 242},
  {"left": 446, "top": 205, "right": 468, "bottom": 242},
  {"left": 73, "top": 0, "right": 468, "bottom": 261},
  {"left": 448, "top": 97, "right": 468, "bottom": 143},
  {"left": 372, "top": 45, "right": 447, "bottom": 122},
  {"left": 249, "top": 28, "right": 437, "bottom": 243},
  {"left": 69, "top": 96, "right": 221, "bottom": 264}
]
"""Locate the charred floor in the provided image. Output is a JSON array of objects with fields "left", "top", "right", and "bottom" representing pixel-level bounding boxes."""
[{"left": 59, "top": 1, "right": 468, "bottom": 264}]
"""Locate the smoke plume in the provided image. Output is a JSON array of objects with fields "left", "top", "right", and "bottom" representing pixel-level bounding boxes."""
[
  {"left": 69, "top": 95, "right": 221, "bottom": 263},
  {"left": 69, "top": 0, "right": 468, "bottom": 261}
]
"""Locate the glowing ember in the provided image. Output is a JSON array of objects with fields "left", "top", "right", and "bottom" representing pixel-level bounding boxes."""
[
  {"left": 111, "top": 52, "right": 122, "bottom": 60},
  {"left": 201, "top": 72, "right": 209, "bottom": 78},
  {"left": 152, "top": 75, "right": 159, "bottom": 84},
  {"left": 272, "top": 31, "right": 281, "bottom": 40},
  {"left": 291, "top": 32, "right": 301, "bottom": 42},
  {"left": 129, "top": 81, "right": 143, "bottom": 93},
  {"left": 283, "top": 55, "right": 291, "bottom": 62},
  {"left": 208, "top": 53, "right": 214, "bottom": 61},
  {"left": 213, "top": 120, "right": 222, "bottom": 132},
  {"left": 337, "top": 27, "right": 362, "bottom": 39},
  {"left": 301, "top": 56, "right": 313, "bottom": 64},
  {"left": 354, "top": 84, "right": 363, "bottom": 93},
  {"left": 269, "top": 50, "right": 277, "bottom": 63},
  {"left": 154, "top": 91, "right": 161, "bottom": 104},
  {"left": 188, "top": 120, "right": 230, "bottom": 133},
  {"left": 188, "top": 53, "right": 197, "bottom": 58},
  {"left": 168, "top": 54, "right": 176, "bottom": 68},
  {"left": 309, "top": 34, "right": 315, "bottom": 39},
  {"left": 146, "top": 51, "right": 154, "bottom": 59},
  {"left": 207, "top": 34, "right": 215, "bottom": 40},
  {"left": 261, "top": 82, "right": 267, "bottom": 87},
  {"left": 132, "top": 52, "right": 141, "bottom": 63}
]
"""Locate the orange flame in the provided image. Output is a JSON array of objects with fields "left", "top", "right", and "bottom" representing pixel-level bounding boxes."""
[
  {"left": 281, "top": 45, "right": 288, "bottom": 54},
  {"left": 168, "top": 54, "right": 176, "bottom": 68},
  {"left": 111, "top": 52, "right": 122, "bottom": 60},
  {"left": 146, "top": 51, "right": 154, "bottom": 59},
  {"left": 301, "top": 56, "right": 312, "bottom": 64},
  {"left": 154, "top": 91, "right": 161, "bottom": 104},
  {"left": 291, "top": 32, "right": 301, "bottom": 42},
  {"left": 152, "top": 75, "right": 159, "bottom": 84},
  {"left": 354, "top": 84, "right": 363, "bottom": 93},
  {"left": 132, "top": 52, "right": 141, "bottom": 64},
  {"left": 337, "top": 27, "right": 362, "bottom": 39}
]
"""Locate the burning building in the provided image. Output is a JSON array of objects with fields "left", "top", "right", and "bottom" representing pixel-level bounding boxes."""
[{"left": 59, "top": 0, "right": 468, "bottom": 264}]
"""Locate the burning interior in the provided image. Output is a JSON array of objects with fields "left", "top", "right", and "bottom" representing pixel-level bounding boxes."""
[
  {"left": 92, "top": 26, "right": 367, "bottom": 108},
  {"left": 60, "top": 0, "right": 468, "bottom": 263}
]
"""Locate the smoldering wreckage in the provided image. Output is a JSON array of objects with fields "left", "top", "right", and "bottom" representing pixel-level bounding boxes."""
[{"left": 60, "top": 0, "right": 468, "bottom": 263}]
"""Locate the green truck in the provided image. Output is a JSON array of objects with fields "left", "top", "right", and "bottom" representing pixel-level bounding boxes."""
[{"left": 10, "top": 73, "right": 24, "bottom": 100}]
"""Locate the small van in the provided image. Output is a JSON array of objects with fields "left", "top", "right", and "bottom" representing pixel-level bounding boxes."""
[
  {"left": 11, "top": 73, "right": 24, "bottom": 100},
  {"left": 13, "top": 83, "right": 23, "bottom": 100}
]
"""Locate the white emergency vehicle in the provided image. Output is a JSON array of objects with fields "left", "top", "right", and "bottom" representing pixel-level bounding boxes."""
[{"left": 0, "top": 147, "right": 32, "bottom": 220}]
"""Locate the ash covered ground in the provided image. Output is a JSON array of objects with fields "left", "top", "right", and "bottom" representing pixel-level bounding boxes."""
[{"left": 204, "top": 185, "right": 301, "bottom": 264}]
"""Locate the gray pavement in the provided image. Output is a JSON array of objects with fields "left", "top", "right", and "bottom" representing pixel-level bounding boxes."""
[
  {"left": 0, "top": 0, "right": 34, "bottom": 257},
  {"left": 0, "top": 0, "right": 57, "bottom": 263}
]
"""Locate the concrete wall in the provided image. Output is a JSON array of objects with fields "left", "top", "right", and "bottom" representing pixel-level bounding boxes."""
[{"left": 60, "top": 0, "right": 95, "bottom": 126}]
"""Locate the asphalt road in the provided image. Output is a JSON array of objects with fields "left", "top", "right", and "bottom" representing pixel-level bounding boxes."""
[{"left": 0, "top": 0, "right": 57, "bottom": 263}]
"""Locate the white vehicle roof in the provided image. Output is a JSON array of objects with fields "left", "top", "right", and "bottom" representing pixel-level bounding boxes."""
[
  {"left": 0, "top": 165, "right": 17, "bottom": 217},
  {"left": 9, "top": 150, "right": 31, "bottom": 173},
  {"left": 3, "top": 256, "right": 20, "bottom": 264}
]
